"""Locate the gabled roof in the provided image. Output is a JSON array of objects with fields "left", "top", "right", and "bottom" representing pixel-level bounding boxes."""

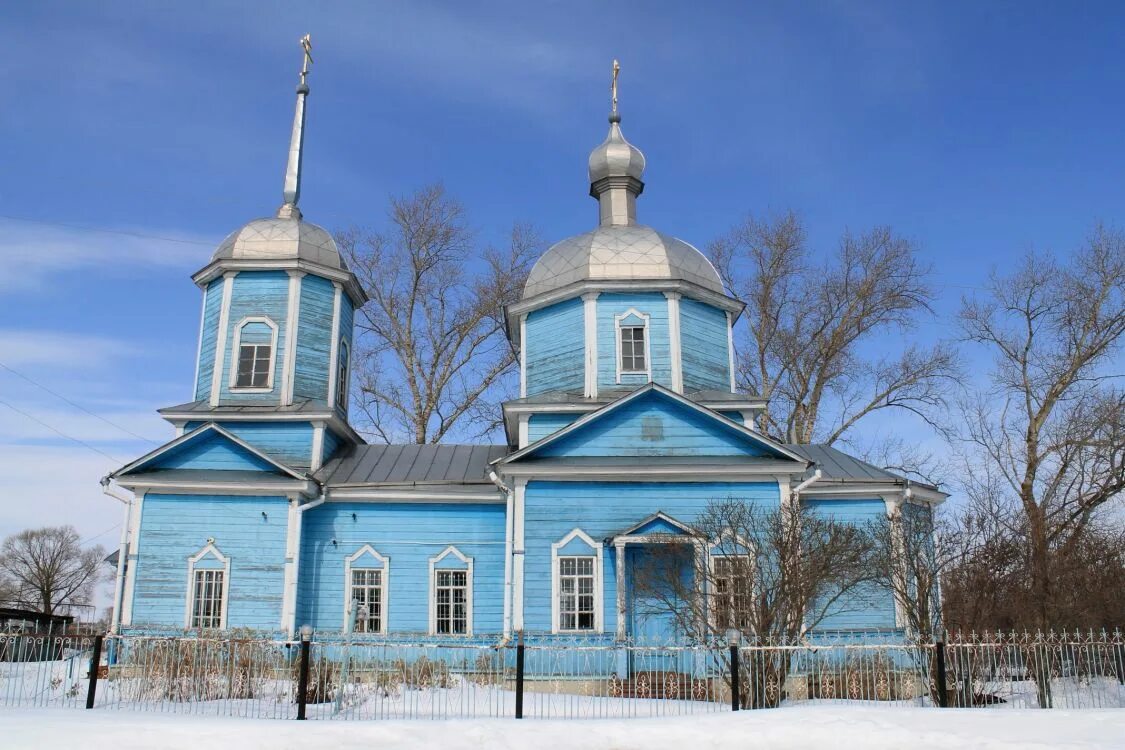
[
  {"left": 608, "top": 511, "right": 699, "bottom": 541},
  {"left": 495, "top": 382, "right": 809, "bottom": 466},
  {"left": 111, "top": 423, "right": 308, "bottom": 481}
]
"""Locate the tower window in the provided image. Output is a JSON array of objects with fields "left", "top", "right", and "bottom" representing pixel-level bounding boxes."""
[
  {"left": 336, "top": 339, "right": 350, "bottom": 410},
  {"left": 620, "top": 326, "right": 646, "bottom": 372},
  {"left": 236, "top": 344, "right": 272, "bottom": 387}
]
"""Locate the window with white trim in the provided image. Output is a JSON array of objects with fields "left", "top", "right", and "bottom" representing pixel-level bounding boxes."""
[
  {"left": 712, "top": 555, "right": 753, "bottom": 630},
  {"left": 230, "top": 318, "right": 277, "bottom": 390},
  {"left": 619, "top": 325, "right": 646, "bottom": 372},
  {"left": 350, "top": 568, "right": 383, "bottom": 633},
  {"left": 190, "top": 569, "right": 225, "bottom": 629},
  {"left": 434, "top": 570, "right": 468, "bottom": 635},
  {"left": 336, "top": 339, "right": 350, "bottom": 410},
  {"left": 558, "top": 556, "right": 596, "bottom": 631}
]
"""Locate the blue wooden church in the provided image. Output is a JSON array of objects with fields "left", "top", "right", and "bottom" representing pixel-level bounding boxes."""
[{"left": 104, "top": 57, "right": 944, "bottom": 644}]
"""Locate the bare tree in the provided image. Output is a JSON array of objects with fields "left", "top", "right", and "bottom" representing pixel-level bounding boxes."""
[
  {"left": 956, "top": 227, "right": 1125, "bottom": 631},
  {"left": 709, "top": 212, "right": 959, "bottom": 459},
  {"left": 633, "top": 497, "right": 875, "bottom": 707},
  {"left": 0, "top": 526, "right": 106, "bottom": 616},
  {"left": 337, "top": 184, "right": 540, "bottom": 443},
  {"left": 867, "top": 502, "right": 950, "bottom": 641}
]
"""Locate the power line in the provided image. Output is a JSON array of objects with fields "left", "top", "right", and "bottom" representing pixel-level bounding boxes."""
[
  {"left": 0, "top": 360, "right": 161, "bottom": 445},
  {"left": 0, "top": 398, "right": 122, "bottom": 463},
  {"left": 0, "top": 213, "right": 215, "bottom": 247}
]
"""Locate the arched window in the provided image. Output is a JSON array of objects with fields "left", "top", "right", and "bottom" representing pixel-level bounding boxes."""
[
  {"left": 185, "top": 542, "right": 230, "bottom": 630},
  {"left": 336, "top": 339, "right": 350, "bottom": 410},
  {"left": 230, "top": 317, "right": 278, "bottom": 390},
  {"left": 429, "top": 546, "right": 473, "bottom": 636}
]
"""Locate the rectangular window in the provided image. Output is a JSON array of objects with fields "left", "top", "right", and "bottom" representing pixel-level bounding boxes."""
[
  {"left": 191, "top": 569, "right": 224, "bottom": 629},
  {"left": 235, "top": 344, "right": 272, "bottom": 388},
  {"left": 558, "top": 556, "right": 596, "bottom": 631},
  {"left": 713, "top": 556, "right": 752, "bottom": 630},
  {"left": 350, "top": 569, "right": 383, "bottom": 634},
  {"left": 620, "top": 326, "right": 646, "bottom": 372},
  {"left": 336, "top": 340, "right": 349, "bottom": 410},
  {"left": 434, "top": 570, "right": 468, "bottom": 635}
]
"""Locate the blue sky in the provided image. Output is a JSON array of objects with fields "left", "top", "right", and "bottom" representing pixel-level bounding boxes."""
[{"left": 2, "top": 1, "right": 1124, "bottom": 575}]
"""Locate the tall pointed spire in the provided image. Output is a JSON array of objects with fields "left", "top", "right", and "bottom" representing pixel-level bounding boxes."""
[
  {"left": 588, "top": 59, "right": 645, "bottom": 227},
  {"left": 278, "top": 34, "right": 313, "bottom": 220}
]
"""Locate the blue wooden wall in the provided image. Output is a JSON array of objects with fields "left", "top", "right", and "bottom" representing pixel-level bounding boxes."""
[
  {"left": 130, "top": 494, "right": 289, "bottom": 630},
  {"left": 146, "top": 430, "right": 283, "bottom": 472},
  {"left": 185, "top": 421, "right": 313, "bottom": 468},
  {"left": 524, "top": 298, "right": 584, "bottom": 396},
  {"left": 193, "top": 279, "right": 223, "bottom": 401},
  {"left": 297, "top": 502, "right": 506, "bottom": 634},
  {"left": 293, "top": 274, "right": 334, "bottom": 403},
  {"left": 680, "top": 298, "right": 731, "bottom": 392},
  {"left": 535, "top": 391, "right": 770, "bottom": 458},
  {"left": 526, "top": 413, "right": 580, "bottom": 443},
  {"left": 321, "top": 428, "right": 342, "bottom": 466},
  {"left": 521, "top": 480, "right": 780, "bottom": 633},
  {"left": 217, "top": 271, "right": 291, "bottom": 404},
  {"left": 803, "top": 497, "right": 898, "bottom": 630},
  {"left": 597, "top": 293, "right": 670, "bottom": 389}
]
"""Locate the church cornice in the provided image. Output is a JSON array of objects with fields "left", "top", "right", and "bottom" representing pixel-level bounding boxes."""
[{"left": 192, "top": 257, "right": 368, "bottom": 307}]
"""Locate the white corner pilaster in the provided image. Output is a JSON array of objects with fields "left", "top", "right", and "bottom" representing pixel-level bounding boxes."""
[
  {"left": 281, "top": 496, "right": 302, "bottom": 637},
  {"left": 614, "top": 540, "right": 627, "bottom": 641},
  {"left": 209, "top": 272, "right": 237, "bottom": 406},
  {"left": 582, "top": 292, "right": 600, "bottom": 398},
  {"left": 664, "top": 291, "right": 683, "bottom": 393},
  {"left": 519, "top": 314, "right": 528, "bottom": 398},
  {"left": 726, "top": 310, "right": 737, "bottom": 393},
  {"left": 326, "top": 282, "right": 343, "bottom": 407},
  {"left": 310, "top": 421, "right": 326, "bottom": 472},
  {"left": 119, "top": 491, "right": 146, "bottom": 627},
  {"left": 512, "top": 478, "right": 527, "bottom": 631},
  {"left": 280, "top": 270, "right": 304, "bottom": 406},
  {"left": 517, "top": 413, "right": 530, "bottom": 449}
]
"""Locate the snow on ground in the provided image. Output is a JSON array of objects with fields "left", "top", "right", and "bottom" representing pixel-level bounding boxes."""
[{"left": 4, "top": 706, "right": 1123, "bottom": 750}]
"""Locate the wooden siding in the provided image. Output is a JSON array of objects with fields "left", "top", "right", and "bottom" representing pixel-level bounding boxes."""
[
  {"left": 522, "top": 481, "right": 780, "bottom": 633},
  {"left": 293, "top": 274, "right": 334, "bottom": 403},
  {"left": 218, "top": 271, "right": 290, "bottom": 405},
  {"left": 804, "top": 498, "right": 898, "bottom": 630},
  {"left": 524, "top": 298, "right": 584, "bottom": 396},
  {"left": 193, "top": 279, "right": 223, "bottom": 401},
  {"left": 597, "top": 293, "right": 671, "bottom": 389},
  {"left": 131, "top": 494, "right": 289, "bottom": 630},
  {"left": 184, "top": 421, "right": 313, "bottom": 468},
  {"left": 297, "top": 503, "right": 506, "bottom": 634},
  {"left": 321, "top": 428, "right": 342, "bottom": 465},
  {"left": 145, "top": 430, "right": 283, "bottom": 472},
  {"left": 334, "top": 295, "right": 355, "bottom": 417},
  {"left": 536, "top": 390, "right": 770, "bottom": 458},
  {"left": 527, "top": 413, "right": 580, "bottom": 443},
  {"left": 680, "top": 297, "right": 731, "bottom": 392}
]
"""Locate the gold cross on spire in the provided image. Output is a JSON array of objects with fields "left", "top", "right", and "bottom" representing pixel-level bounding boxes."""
[
  {"left": 299, "top": 34, "right": 313, "bottom": 86},
  {"left": 611, "top": 59, "right": 620, "bottom": 116}
]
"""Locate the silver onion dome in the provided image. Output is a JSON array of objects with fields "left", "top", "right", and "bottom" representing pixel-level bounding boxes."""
[
  {"left": 212, "top": 217, "right": 346, "bottom": 269},
  {"left": 588, "top": 115, "right": 646, "bottom": 185}
]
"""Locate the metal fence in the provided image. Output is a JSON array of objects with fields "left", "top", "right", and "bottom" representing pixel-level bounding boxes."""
[{"left": 2, "top": 629, "right": 1121, "bottom": 719}]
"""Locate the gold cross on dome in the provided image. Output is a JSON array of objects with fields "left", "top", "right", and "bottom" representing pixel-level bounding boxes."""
[{"left": 299, "top": 34, "right": 313, "bottom": 84}]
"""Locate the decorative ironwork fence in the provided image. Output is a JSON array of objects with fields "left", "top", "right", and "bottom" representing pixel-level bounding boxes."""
[{"left": 2, "top": 629, "right": 1121, "bottom": 718}]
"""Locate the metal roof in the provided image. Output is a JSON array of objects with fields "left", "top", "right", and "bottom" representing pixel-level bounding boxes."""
[
  {"left": 504, "top": 387, "right": 763, "bottom": 407},
  {"left": 783, "top": 444, "right": 905, "bottom": 483},
  {"left": 318, "top": 444, "right": 508, "bottom": 486},
  {"left": 158, "top": 399, "right": 330, "bottom": 415}
]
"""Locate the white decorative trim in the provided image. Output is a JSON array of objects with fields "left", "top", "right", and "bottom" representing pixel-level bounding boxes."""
[
  {"left": 726, "top": 311, "right": 736, "bottom": 393},
  {"left": 119, "top": 491, "right": 145, "bottom": 627},
  {"left": 325, "top": 488, "right": 504, "bottom": 502},
  {"left": 582, "top": 293, "right": 600, "bottom": 397},
  {"left": 192, "top": 284, "right": 209, "bottom": 398},
  {"left": 344, "top": 545, "right": 389, "bottom": 634},
  {"left": 550, "top": 528, "right": 604, "bottom": 634},
  {"left": 112, "top": 422, "right": 307, "bottom": 481},
  {"left": 512, "top": 478, "right": 526, "bottom": 631},
  {"left": 517, "top": 413, "right": 530, "bottom": 449},
  {"left": 614, "top": 307, "right": 651, "bottom": 384},
  {"left": 502, "top": 477, "right": 515, "bottom": 638},
  {"left": 326, "top": 282, "right": 343, "bottom": 408},
  {"left": 281, "top": 498, "right": 301, "bottom": 636},
  {"left": 428, "top": 545, "right": 474, "bottom": 636},
  {"left": 665, "top": 292, "right": 683, "bottom": 393},
  {"left": 614, "top": 540, "right": 626, "bottom": 640},
  {"left": 209, "top": 272, "right": 237, "bottom": 406},
  {"left": 184, "top": 542, "right": 231, "bottom": 629},
  {"left": 280, "top": 270, "right": 304, "bottom": 405},
  {"left": 310, "top": 422, "right": 325, "bottom": 472},
  {"left": 519, "top": 314, "right": 528, "bottom": 398},
  {"left": 228, "top": 316, "right": 280, "bottom": 393}
]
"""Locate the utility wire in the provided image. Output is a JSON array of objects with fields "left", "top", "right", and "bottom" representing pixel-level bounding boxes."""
[
  {"left": 0, "top": 213, "right": 215, "bottom": 247},
  {"left": 0, "top": 398, "right": 122, "bottom": 463},
  {"left": 0, "top": 360, "right": 161, "bottom": 444}
]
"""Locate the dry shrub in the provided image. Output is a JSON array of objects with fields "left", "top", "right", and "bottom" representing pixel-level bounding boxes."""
[{"left": 116, "top": 633, "right": 282, "bottom": 702}]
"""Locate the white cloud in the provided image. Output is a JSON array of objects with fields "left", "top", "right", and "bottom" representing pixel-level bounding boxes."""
[
  {"left": 0, "top": 219, "right": 212, "bottom": 292},
  {"left": 0, "top": 329, "right": 142, "bottom": 369}
]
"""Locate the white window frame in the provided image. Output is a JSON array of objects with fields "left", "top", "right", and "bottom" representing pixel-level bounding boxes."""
[
  {"left": 229, "top": 316, "right": 279, "bottom": 392},
  {"left": 336, "top": 338, "right": 350, "bottom": 411},
  {"left": 428, "top": 546, "right": 473, "bottom": 636},
  {"left": 343, "top": 545, "right": 389, "bottom": 635},
  {"left": 614, "top": 308, "right": 651, "bottom": 383},
  {"left": 551, "top": 528, "right": 604, "bottom": 634},
  {"left": 184, "top": 542, "right": 231, "bottom": 630}
]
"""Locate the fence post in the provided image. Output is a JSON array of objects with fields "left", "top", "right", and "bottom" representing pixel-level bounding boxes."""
[
  {"left": 729, "top": 644, "right": 740, "bottom": 711},
  {"left": 85, "top": 634, "right": 104, "bottom": 709},
  {"left": 934, "top": 640, "right": 948, "bottom": 708},
  {"left": 296, "top": 639, "right": 311, "bottom": 720},
  {"left": 515, "top": 630, "right": 525, "bottom": 719}
]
